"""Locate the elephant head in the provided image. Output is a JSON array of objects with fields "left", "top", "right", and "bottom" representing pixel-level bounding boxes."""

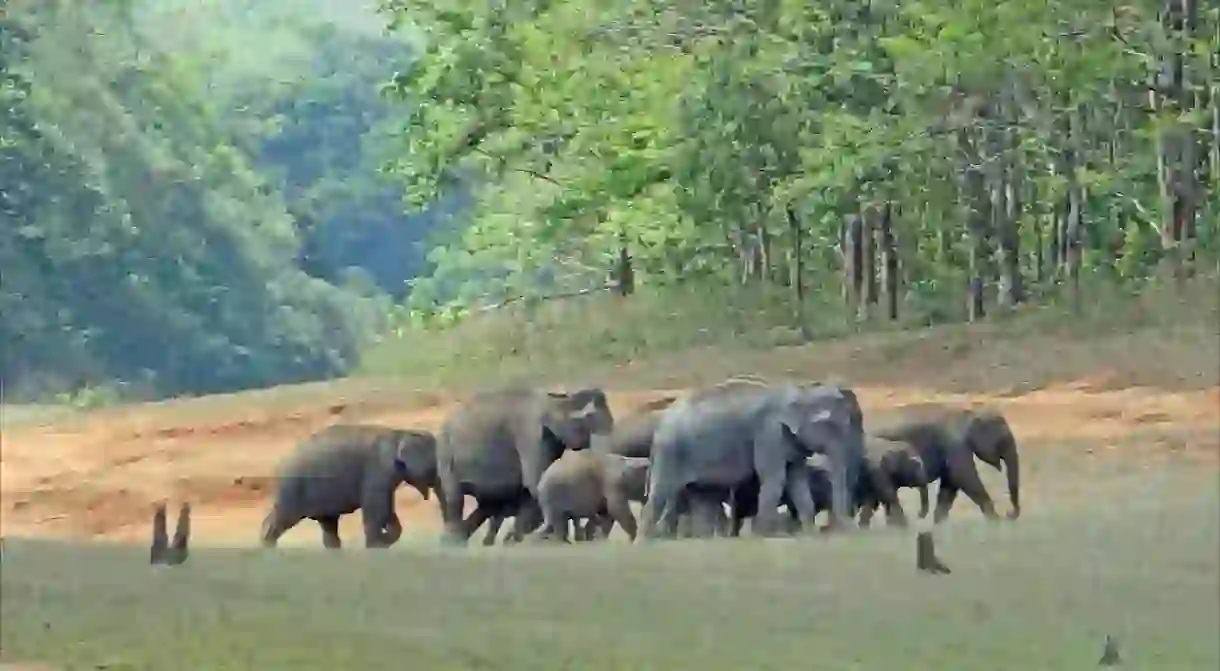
[
  {"left": 389, "top": 429, "right": 439, "bottom": 502},
  {"left": 615, "top": 455, "right": 651, "bottom": 503},
  {"left": 777, "top": 384, "right": 866, "bottom": 529},
  {"left": 541, "top": 388, "right": 616, "bottom": 454},
  {"left": 960, "top": 409, "right": 1020, "bottom": 520}
]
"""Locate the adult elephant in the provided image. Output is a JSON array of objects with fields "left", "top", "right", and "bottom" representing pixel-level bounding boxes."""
[
  {"left": 871, "top": 405, "right": 1020, "bottom": 523},
  {"left": 435, "top": 386, "right": 615, "bottom": 544},
  {"left": 260, "top": 423, "right": 441, "bottom": 549},
  {"left": 639, "top": 379, "right": 864, "bottom": 539}
]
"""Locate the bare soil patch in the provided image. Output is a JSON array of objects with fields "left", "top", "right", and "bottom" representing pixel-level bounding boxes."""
[{"left": 1, "top": 379, "right": 1215, "bottom": 545}]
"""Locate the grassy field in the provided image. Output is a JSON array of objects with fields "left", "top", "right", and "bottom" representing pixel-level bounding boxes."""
[
  {"left": 3, "top": 457, "right": 1218, "bottom": 670},
  {"left": 2, "top": 277, "right": 1218, "bottom": 670}
]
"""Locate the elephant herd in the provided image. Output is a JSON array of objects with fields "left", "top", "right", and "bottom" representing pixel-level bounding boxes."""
[{"left": 259, "top": 376, "right": 1021, "bottom": 550}]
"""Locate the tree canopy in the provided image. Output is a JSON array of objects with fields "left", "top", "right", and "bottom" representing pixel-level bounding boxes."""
[
  {"left": 2, "top": 0, "right": 1216, "bottom": 401},
  {"left": 383, "top": 0, "right": 1218, "bottom": 324},
  {"left": 0, "top": 0, "right": 434, "bottom": 400}
]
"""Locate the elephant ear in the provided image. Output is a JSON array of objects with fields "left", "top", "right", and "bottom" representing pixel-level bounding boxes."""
[
  {"left": 388, "top": 432, "right": 423, "bottom": 491},
  {"left": 553, "top": 387, "right": 615, "bottom": 434},
  {"left": 965, "top": 410, "right": 1011, "bottom": 467},
  {"left": 778, "top": 407, "right": 834, "bottom": 458},
  {"left": 899, "top": 448, "right": 926, "bottom": 480},
  {"left": 540, "top": 423, "right": 573, "bottom": 459}
]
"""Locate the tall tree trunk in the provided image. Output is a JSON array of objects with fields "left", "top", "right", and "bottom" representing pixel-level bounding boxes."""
[
  {"left": 1064, "top": 101, "right": 1085, "bottom": 312},
  {"left": 1153, "top": 0, "right": 1200, "bottom": 281},
  {"left": 757, "top": 214, "right": 772, "bottom": 283},
  {"left": 958, "top": 123, "right": 989, "bottom": 322},
  {"left": 787, "top": 205, "right": 809, "bottom": 338},
  {"left": 861, "top": 204, "right": 878, "bottom": 315},
  {"left": 1030, "top": 174, "right": 1045, "bottom": 284},
  {"left": 843, "top": 212, "right": 864, "bottom": 318},
  {"left": 879, "top": 201, "right": 899, "bottom": 321},
  {"left": 990, "top": 91, "right": 1023, "bottom": 310}
]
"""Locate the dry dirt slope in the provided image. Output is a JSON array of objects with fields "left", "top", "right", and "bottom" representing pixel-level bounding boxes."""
[
  {"left": 1, "top": 320, "right": 1218, "bottom": 671},
  {"left": 1, "top": 376, "right": 1216, "bottom": 546}
]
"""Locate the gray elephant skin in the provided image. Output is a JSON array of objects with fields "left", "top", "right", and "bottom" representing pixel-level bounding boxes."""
[
  {"left": 260, "top": 423, "right": 440, "bottom": 549},
  {"left": 728, "top": 435, "right": 931, "bottom": 533},
  {"left": 435, "top": 386, "right": 615, "bottom": 544},
  {"left": 855, "top": 436, "right": 930, "bottom": 528},
  {"left": 578, "top": 393, "right": 734, "bottom": 540},
  {"left": 871, "top": 404, "right": 1020, "bottom": 523},
  {"left": 640, "top": 378, "right": 865, "bottom": 539},
  {"left": 530, "top": 450, "right": 650, "bottom": 542}
]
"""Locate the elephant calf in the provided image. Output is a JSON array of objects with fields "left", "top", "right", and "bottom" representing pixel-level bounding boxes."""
[
  {"left": 260, "top": 423, "right": 440, "bottom": 549},
  {"left": 727, "top": 435, "right": 929, "bottom": 534},
  {"left": 531, "top": 450, "right": 649, "bottom": 542},
  {"left": 872, "top": 405, "right": 1020, "bottom": 524}
]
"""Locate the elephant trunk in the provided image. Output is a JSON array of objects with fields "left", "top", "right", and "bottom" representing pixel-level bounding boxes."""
[
  {"left": 917, "top": 482, "right": 930, "bottom": 519},
  {"left": 827, "top": 441, "right": 860, "bottom": 530}
]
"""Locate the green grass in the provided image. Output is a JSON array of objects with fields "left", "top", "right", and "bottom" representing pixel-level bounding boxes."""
[
  {"left": 362, "top": 273, "right": 1220, "bottom": 393},
  {"left": 4, "top": 464, "right": 1217, "bottom": 670}
]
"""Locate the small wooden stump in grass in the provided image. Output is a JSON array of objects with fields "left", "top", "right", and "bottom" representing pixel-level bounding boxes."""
[{"left": 916, "top": 531, "right": 951, "bottom": 575}]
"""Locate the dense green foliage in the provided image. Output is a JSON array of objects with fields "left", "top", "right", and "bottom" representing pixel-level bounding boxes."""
[
  {"left": 383, "top": 0, "right": 1218, "bottom": 325},
  {"left": 3, "top": 0, "right": 1217, "bottom": 401},
  {"left": 136, "top": 0, "right": 463, "bottom": 297},
  {"left": 0, "top": 1, "right": 446, "bottom": 401}
]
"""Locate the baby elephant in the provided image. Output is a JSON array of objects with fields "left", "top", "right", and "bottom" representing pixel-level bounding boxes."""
[
  {"left": 856, "top": 436, "right": 930, "bottom": 528},
  {"left": 260, "top": 423, "right": 440, "bottom": 549},
  {"left": 531, "top": 451, "right": 649, "bottom": 543}
]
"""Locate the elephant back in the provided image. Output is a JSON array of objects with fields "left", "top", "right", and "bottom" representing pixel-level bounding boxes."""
[
  {"left": 273, "top": 424, "right": 379, "bottom": 517},
  {"left": 602, "top": 410, "right": 665, "bottom": 458}
]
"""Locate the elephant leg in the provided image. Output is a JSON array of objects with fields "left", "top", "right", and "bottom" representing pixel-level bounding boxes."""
[
  {"left": 945, "top": 455, "right": 1000, "bottom": 521},
  {"left": 728, "top": 512, "right": 746, "bottom": 537},
  {"left": 260, "top": 506, "right": 301, "bottom": 548},
  {"left": 459, "top": 506, "right": 489, "bottom": 542},
  {"left": 506, "top": 499, "right": 544, "bottom": 543},
  {"left": 439, "top": 484, "right": 469, "bottom": 545},
  {"left": 713, "top": 502, "right": 730, "bottom": 537},
  {"left": 587, "top": 515, "right": 609, "bottom": 540},
  {"left": 726, "top": 484, "right": 752, "bottom": 538},
  {"left": 381, "top": 511, "right": 405, "bottom": 546},
  {"left": 932, "top": 482, "right": 959, "bottom": 524},
  {"left": 315, "top": 515, "right": 341, "bottom": 549},
  {"left": 871, "top": 473, "right": 907, "bottom": 529},
  {"left": 481, "top": 514, "right": 507, "bottom": 546},
  {"left": 640, "top": 481, "right": 680, "bottom": 540},
  {"left": 857, "top": 498, "right": 878, "bottom": 529},
  {"left": 916, "top": 483, "right": 931, "bottom": 519},
  {"left": 590, "top": 512, "right": 615, "bottom": 540},
  {"left": 784, "top": 462, "right": 816, "bottom": 534},
  {"left": 550, "top": 514, "right": 572, "bottom": 543},
  {"left": 752, "top": 465, "right": 789, "bottom": 537},
  {"left": 590, "top": 511, "right": 616, "bottom": 541},
  {"left": 362, "top": 507, "right": 400, "bottom": 549},
  {"left": 357, "top": 479, "right": 403, "bottom": 549},
  {"left": 687, "top": 494, "right": 721, "bottom": 538},
  {"left": 604, "top": 494, "right": 637, "bottom": 541}
]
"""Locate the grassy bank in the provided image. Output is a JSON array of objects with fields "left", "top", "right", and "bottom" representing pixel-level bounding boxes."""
[{"left": 3, "top": 462, "right": 1217, "bottom": 670}]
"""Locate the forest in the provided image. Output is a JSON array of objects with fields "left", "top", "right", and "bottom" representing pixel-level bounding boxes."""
[{"left": 2, "top": 0, "right": 1217, "bottom": 402}]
